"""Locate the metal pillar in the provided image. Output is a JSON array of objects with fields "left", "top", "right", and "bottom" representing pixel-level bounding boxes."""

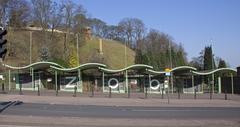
[
  {"left": 148, "top": 74, "right": 151, "bottom": 94},
  {"left": 109, "top": 87, "right": 112, "bottom": 98},
  {"left": 212, "top": 73, "right": 215, "bottom": 94},
  {"left": 218, "top": 77, "right": 221, "bottom": 94},
  {"left": 78, "top": 69, "right": 82, "bottom": 93},
  {"left": 55, "top": 71, "right": 58, "bottom": 96},
  {"left": 31, "top": 68, "right": 34, "bottom": 91},
  {"left": 171, "top": 72, "right": 174, "bottom": 94},
  {"left": 29, "top": 31, "right": 32, "bottom": 64},
  {"left": 8, "top": 70, "right": 11, "bottom": 91},
  {"left": 76, "top": 34, "right": 79, "bottom": 66},
  {"left": 125, "top": 70, "right": 128, "bottom": 94},
  {"left": 231, "top": 73, "right": 234, "bottom": 94},
  {"left": 192, "top": 75, "right": 194, "bottom": 94},
  {"left": 102, "top": 72, "right": 105, "bottom": 92},
  {"left": 37, "top": 72, "right": 40, "bottom": 96}
]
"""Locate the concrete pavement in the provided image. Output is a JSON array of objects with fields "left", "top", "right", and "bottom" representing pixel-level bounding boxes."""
[
  {"left": 1, "top": 94, "right": 240, "bottom": 107},
  {"left": 1, "top": 93, "right": 240, "bottom": 127}
]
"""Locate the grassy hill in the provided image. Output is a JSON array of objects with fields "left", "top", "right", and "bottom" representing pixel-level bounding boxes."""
[
  {"left": 3, "top": 29, "right": 135, "bottom": 69},
  {"left": 80, "top": 38, "right": 135, "bottom": 69}
]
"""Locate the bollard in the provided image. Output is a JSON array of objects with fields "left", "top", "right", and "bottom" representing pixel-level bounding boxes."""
[
  {"left": 56, "top": 85, "right": 58, "bottom": 96},
  {"left": 161, "top": 88, "right": 164, "bottom": 99},
  {"left": 19, "top": 83, "right": 23, "bottom": 95},
  {"left": 167, "top": 89, "right": 170, "bottom": 104},
  {"left": 73, "top": 85, "right": 77, "bottom": 97},
  {"left": 91, "top": 84, "right": 94, "bottom": 97},
  {"left": 210, "top": 85, "right": 212, "bottom": 100},
  {"left": 128, "top": 85, "right": 130, "bottom": 98},
  {"left": 145, "top": 86, "right": 148, "bottom": 99},
  {"left": 109, "top": 87, "right": 112, "bottom": 98},
  {"left": 2, "top": 83, "right": 4, "bottom": 92},
  {"left": 225, "top": 89, "right": 227, "bottom": 100},
  {"left": 178, "top": 88, "right": 180, "bottom": 99},
  {"left": 37, "top": 84, "right": 40, "bottom": 96},
  {"left": 194, "top": 88, "right": 197, "bottom": 100}
]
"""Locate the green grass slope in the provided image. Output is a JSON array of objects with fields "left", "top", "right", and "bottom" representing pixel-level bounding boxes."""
[
  {"left": 79, "top": 38, "right": 135, "bottom": 69},
  {"left": 3, "top": 29, "right": 135, "bottom": 69}
]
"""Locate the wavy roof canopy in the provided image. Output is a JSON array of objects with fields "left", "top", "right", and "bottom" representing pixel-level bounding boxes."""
[
  {"left": 192, "top": 68, "right": 237, "bottom": 75},
  {"left": 2, "top": 62, "right": 237, "bottom": 76},
  {"left": 50, "top": 63, "right": 107, "bottom": 72},
  {"left": 3, "top": 61, "right": 64, "bottom": 70},
  {"left": 99, "top": 64, "right": 153, "bottom": 73},
  {"left": 171, "top": 66, "right": 197, "bottom": 72},
  {"left": 146, "top": 66, "right": 197, "bottom": 75}
]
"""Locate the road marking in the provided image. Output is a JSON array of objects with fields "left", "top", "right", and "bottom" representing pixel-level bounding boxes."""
[{"left": 130, "top": 109, "right": 220, "bottom": 112}]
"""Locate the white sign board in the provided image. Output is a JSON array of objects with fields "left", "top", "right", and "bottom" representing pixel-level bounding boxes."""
[{"left": 165, "top": 72, "right": 171, "bottom": 76}]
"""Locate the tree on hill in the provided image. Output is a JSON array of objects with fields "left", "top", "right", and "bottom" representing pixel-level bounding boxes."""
[
  {"left": 8, "top": 0, "right": 30, "bottom": 28},
  {"left": 118, "top": 18, "right": 146, "bottom": 49},
  {"left": 89, "top": 18, "right": 107, "bottom": 38},
  {"left": 0, "top": 0, "right": 9, "bottom": 26},
  {"left": 31, "top": 0, "right": 52, "bottom": 30},
  {"left": 135, "top": 29, "right": 187, "bottom": 70}
]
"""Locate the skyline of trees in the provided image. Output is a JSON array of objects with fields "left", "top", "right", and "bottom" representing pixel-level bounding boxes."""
[{"left": 0, "top": 0, "right": 230, "bottom": 69}]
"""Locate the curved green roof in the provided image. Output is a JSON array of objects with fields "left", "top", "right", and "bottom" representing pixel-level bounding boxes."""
[
  {"left": 192, "top": 68, "right": 237, "bottom": 75},
  {"left": 50, "top": 63, "right": 107, "bottom": 72},
  {"left": 99, "top": 64, "right": 153, "bottom": 73},
  {"left": 3, "top": 61, "right": 64, "bottom": 70},
  {"left": 146, "top": 69, "right": 166, "bottom": 75},
  {"left": 146, "top": 66, "right": 197, "bottom": 75},
  {"left": 171, "top": 66, "right": 197, "bottom": 72}
]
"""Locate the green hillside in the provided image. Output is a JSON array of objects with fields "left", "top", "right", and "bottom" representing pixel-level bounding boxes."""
[
  {"left": 3, "top": 29, "right": 135, "bottom": 69},
  {"left": 80, "top": 38, "right": 135, "bottom": 69}
]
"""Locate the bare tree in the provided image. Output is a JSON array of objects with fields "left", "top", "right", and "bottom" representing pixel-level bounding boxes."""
[
  {"left": 0, "top": 0, "right": 10, "bottom": 26},
  {"left": 89, "top": 18, "right": 107, "bottom": 38},
  {"left": 49, "top": 1, "right": 63, "bottom": 37},
  {"left": 118, "top": 18, "right": 146, "bottom": 48},
  {"left": 31, "top": 0, "right": 51, "bottom": 30},
  {"left": 8, "top": 0, "right": 30, "bottom": 28}
]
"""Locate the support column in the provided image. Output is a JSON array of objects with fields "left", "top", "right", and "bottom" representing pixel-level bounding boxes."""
[
  {"left": 148, "top": 74, "right": 151, "bottom": 94},
  {"left": 171, "top": 72, "right": 174, "bottom": 94},
  {"left": 55, "top": 71, "right": 58, "bottom": 96},
  {"left": 31, "top": 68, "right": 34, "bottom": 91},
  {"left": 78, "top": 69, "right": 82, "bottom": 92},
  {"left": 38, "top": 72, "right": 40, "bottom": 96},
  {"left": 102, "top": 72, "right": 105, "bottom": 92},
  {"left": 8, "top": 70, "right": 11, "bottom": 91},
  {"left": 212, "top": 73, "right": 215, "bottom": 94},
  {"left": 218, "top": 77, "right": 221, "bottom": 94},
  {"left": 231, "top": 73, "right": 234, "bottom": 95},
  {"left": 192, "top": 75, "right": 194, "bottom": 93},
  {"left": 125, "top": 70, "right": 128, "bottom": 94}
]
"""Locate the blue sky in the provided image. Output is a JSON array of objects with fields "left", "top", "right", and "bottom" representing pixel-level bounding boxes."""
[{"left": 76, "top": 0, "right": 240, "bottom": 68}]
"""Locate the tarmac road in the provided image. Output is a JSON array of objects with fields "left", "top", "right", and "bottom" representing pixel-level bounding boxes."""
[{"left": 1, "top": 102, "right": 240, "bottom": 119}]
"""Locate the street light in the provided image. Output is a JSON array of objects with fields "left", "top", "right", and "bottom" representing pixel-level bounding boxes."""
[{"left": 168, "top": 40, "right": 173, "bottom": 94}]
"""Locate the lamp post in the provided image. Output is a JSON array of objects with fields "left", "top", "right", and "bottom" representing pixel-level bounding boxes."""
[
  {"left": 76, "top": 33, "right": 79, "bottom": 65},
  {"left": 168, "top": 40, "right": 173, "bottom": 94},
  {"left": 124, "top": 39, "right": 127, "bottom": 67},
  {"left": 29, "top": 31, "right": 32, "bottom": 64}
]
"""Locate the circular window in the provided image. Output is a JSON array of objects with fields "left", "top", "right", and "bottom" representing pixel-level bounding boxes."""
[
  {"left": 150, "top": 79, "right": 160, "bottom": 90},
  {"left": 108, "top": 78, "right": 119, "bottom": 89}
]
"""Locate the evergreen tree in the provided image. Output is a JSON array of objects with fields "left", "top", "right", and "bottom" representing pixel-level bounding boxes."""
[
  {"left": 39, "top": 47, "right": 49, "bottom": 61},
  {"left": 203, "top": 46, "right": 216, "bottom": 70},
  {"left": 218, "top": 58, "right": 227, "bottom": 68}
]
